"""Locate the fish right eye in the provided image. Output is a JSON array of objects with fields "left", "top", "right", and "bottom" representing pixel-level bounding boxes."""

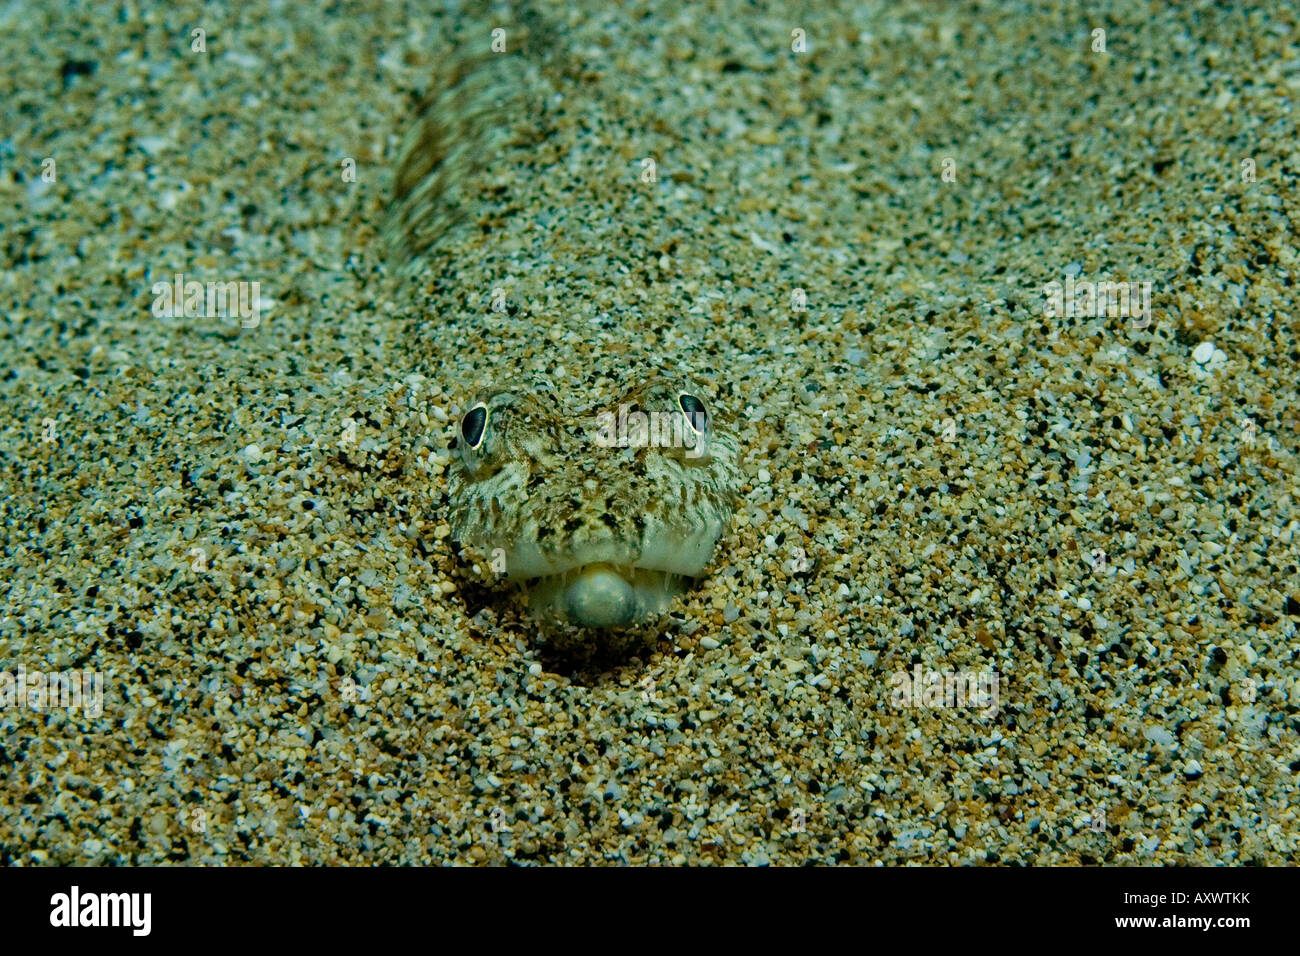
[{"left": 460, "top": 403, "right": 489, "bottom": 450}]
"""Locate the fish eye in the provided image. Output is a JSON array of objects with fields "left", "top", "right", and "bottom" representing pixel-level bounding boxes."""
[
  {"left": 676, "top": 392, "right": 712, "bottom": 460},
  {"left": 460, "top": 402, "right": 488, "bottom": 450},
  {"left": 678, "top": 393, "right": 707, "bottom": 433}
]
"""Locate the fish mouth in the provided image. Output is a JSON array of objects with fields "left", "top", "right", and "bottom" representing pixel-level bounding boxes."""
[
  {"left": 497, "top": 523, "right": 726, "bottom": 628},
  {"left": 524, "top": 563, "right": 689, "bottom": 629}
]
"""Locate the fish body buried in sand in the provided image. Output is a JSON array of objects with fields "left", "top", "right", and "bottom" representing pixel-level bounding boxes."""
[
  {"left": 382, "top": 21, "right": 741, "bottom": 652},
  {"left": 447, "top": 365, "right": 741, "bottom": 644}
]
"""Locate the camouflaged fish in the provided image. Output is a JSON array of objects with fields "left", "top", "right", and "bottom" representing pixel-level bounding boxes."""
[{"left": 384, "top": 20, "right": 741, "bottom": 637}]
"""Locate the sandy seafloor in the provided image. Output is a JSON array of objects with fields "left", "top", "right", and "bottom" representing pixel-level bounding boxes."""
[{"left": 1, "top": 0, "right": 1298, "bottom": 865}]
